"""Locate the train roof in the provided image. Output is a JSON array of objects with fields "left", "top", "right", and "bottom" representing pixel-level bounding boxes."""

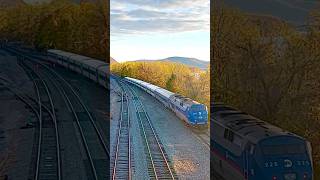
[
  {"left": 97, "top": 65, "right": 108, "bottom": 74},
  {"left": 212, "top": 103, "right": 301, "bottom": 144},
  {"left": 82, "top": 59, "right": 107, "bottom": 68},
  {"left": 126, "top": 77, "right": 144, "bottom": 86},
  {"left": 126, "top": 77, "right": 153, "bottom": 88},
  {"left": 143, "top": 82, "right": 160, "bottom": 91},
  {"left": 172, "top": 94, "right": 199, "bottom": 106},
  {"left": 125, "top": 77, "right": 175, "bottom": 98},
  {"left": 126, "top": 77, "right": 205, "bottom": 106},
  {"left": 48, "top": 49, "right": 108, "bottom": 73},
  {"left": 154, "top": 88, "right": 175, "bottom": 99},
  {"left": 48, "top": 49, "right": 75, "bottom": 58},
  {"left": 47, "top": 49, "right": 63, "bottom": 54},
  {"left": 48, "top": 49, "right": 94, "bottom": 62}
]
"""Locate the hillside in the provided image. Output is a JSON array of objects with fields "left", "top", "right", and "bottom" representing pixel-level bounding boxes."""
[
  {"left": 133, "top": 57, "right": 209, "bottom": 70},
  {"left": 161, "top": 57, "right": 209, "bottom": 70},
  {"left": 111, "top": 61, "right": 210, "bottom": 107},
  {"left": 0, "top": 1, "right": 107, "bottom": 60},
  {"left": 217, "top": 0, "right": 320, "bottom": 25},
  {"left": 212, "top": 6, "right": 320, "bottom": 176}
]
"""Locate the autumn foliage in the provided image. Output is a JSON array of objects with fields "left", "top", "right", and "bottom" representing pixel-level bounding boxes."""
[
  {"left": 111, "top": 61, "right": 210, "bottom": 109},
  {"left": 212, "top": 6, "right": 320, "bottom": 177},
  {"left": 0, "top": 0, "right": 108, "bottom": 61}
]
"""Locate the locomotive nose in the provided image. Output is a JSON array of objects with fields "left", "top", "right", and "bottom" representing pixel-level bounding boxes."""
[
  {"left": 192, "top": 111, "right": 207, "bottom": 124},
  {"left": 283, "top": 173, "right": 297, "bottom": 180},
  {"left": 262, "top": 158, "right": 312, "bottom": 180}
]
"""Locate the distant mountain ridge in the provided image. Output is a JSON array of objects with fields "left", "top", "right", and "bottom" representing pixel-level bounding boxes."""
[
  {"left": 132, "top": 56, "right": 209, "bottom": 70},
  {"left": 160, "top": 57, "right": 209, "bottom": 70}
]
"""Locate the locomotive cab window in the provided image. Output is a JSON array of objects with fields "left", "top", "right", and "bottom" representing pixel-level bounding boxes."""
[{"left": 262, "top": 144, "right": 306, "bottom": 155}]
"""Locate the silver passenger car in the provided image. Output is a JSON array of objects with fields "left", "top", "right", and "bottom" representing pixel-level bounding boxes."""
[{"left": 47, "top": 49, "right": 108, "bottom": 89}]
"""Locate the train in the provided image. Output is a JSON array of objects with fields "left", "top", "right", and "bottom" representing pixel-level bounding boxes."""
[
  {"left": 211, "top": 103, "right": 313, "bottom": 180},
  {"left": 125, "top": 77, "right": 208, "bottom": 126},
  {"left": 46, "top": 49, "right": 108, "bottom": 89}
]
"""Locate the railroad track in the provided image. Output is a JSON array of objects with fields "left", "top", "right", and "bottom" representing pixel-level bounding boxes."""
[
  {"left": 32, "top": 59, "right": 109, "bottom": 180},
  {"left": 6, "top": 46, "right": 109, "bottom": 180},
  {"left": 121, "top": 80, "right": 176, "bottom": 180},
  {"left": 111, "top": 83, "right": 131, "bottom": 180},
  {"left": 19, "top": 60, "right": 61, "bottom": 180}
]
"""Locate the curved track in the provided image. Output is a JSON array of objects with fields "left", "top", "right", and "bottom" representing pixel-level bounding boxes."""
[
  {"left": 120, "top": 79, "right": 176, "bottom": 180},
  {"left": 20, "top": 59, "right": 61, "bottom": 180},
  {"left": 5, "top": 46, "right": 110, "bottom": 180}
]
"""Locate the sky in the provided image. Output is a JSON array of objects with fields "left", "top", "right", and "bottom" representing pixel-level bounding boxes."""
[{"left": 111, "top": 0, "right": 210, "bottom": 62}]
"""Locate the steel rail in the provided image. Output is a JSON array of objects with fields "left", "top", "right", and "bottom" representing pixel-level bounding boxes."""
[
  {"left": 7, "top": 46, "right": 109, "bottom": 157},
  {"left": 0, "top": 79, "right": 40, "bottom": 120},
  {"left": 24, "top": 57, "right": 100, "bottom": 180},
  {"left": 0, "top": 78, "right": 55, "bottom": 117},
  {"left": 121, "top": 80, "right": 175, "bottom": 180},
  {"left": 41, "top": 59, "right": 110, "bottom": 180},
  {"left": 112, "top": 83, "right": 131, "bottom": 180},
  {"left": 6, "top": 46, "right": 109, "bottom": 179},
  {"left": 20, "top": 60, "right": 61, "bottom": 180},
  {"left": 20, "top": 51, "right": 108, "bottom": 180},
  {"left": 34, "top": 56, "right": 110, "bottom": 157}
]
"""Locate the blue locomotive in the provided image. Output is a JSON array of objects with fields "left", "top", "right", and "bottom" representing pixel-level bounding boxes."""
[
  {"left": 125, "top": 77, "right": 208, "bottom": 125},
  {"left": 211, "top": 103, "right": 313, "bottom": 180}
]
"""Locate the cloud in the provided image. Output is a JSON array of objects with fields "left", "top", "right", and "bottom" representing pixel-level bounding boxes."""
[
  {"left": 111, "top": 0, "right": 209, "bottom": 36},
  {"left": 113, "top": 0, "right": 209, "bottom": 9}
]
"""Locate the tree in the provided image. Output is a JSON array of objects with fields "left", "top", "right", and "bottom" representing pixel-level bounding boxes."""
[
  {"left": 166, "top": 73, "right": 177, "bottom": 92},
  {"left": 212, "top": 6, "right": 320, "bottom": 176}
]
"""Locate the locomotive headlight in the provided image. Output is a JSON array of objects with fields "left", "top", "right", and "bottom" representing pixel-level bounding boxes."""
[{"left": 284, "top": 173, "right": 296, "bottom": 180}]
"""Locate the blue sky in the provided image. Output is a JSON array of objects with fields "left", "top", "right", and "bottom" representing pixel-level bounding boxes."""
[{"left": 111, "top": 0, "right": 210, "bottom": 62}]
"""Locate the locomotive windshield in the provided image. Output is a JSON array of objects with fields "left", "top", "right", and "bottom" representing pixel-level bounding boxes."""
[
  {"left": 191, "top": 104, "right": 206, "bottom": 111},
  {"left": 262, "top": 144, "right": 306, "bottom": 155}
]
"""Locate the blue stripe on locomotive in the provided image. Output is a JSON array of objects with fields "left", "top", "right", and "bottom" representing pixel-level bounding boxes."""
[{"left": 211, "top": 135, "right": 313, "bottom": 180}]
